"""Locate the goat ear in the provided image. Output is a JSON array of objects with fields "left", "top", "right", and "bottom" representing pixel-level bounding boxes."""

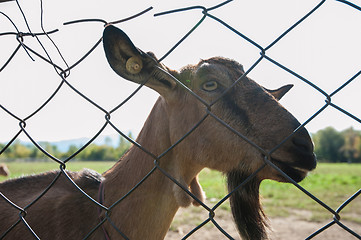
[
  {"left": 266, "top": 84, "right": 293, "bottom": 100},
  {"left": 103, "top": 25, "right": 177, "bottom": 93}
]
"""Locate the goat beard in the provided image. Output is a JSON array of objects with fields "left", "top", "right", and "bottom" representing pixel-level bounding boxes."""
[{"left": 227, "top": 170, "right": 268, "bottom": 240}]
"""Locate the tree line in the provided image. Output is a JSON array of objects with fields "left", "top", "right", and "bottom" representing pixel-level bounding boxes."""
[
  {"left": 1, "top": 127, "right": 361, "bottom": 163},
  {"left": 313, "top": 126, "right": 361, "bottom": 163},
  {"left": 0, "top": 135, "right": 132, "bottom": 162}
]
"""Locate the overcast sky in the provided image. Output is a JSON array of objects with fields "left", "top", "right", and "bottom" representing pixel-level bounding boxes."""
[{"left": 0, "top": 0, "right": 360, "bottom": 142}]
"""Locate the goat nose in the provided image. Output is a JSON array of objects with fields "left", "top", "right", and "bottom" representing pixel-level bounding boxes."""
[{"left": 292, "top": 136, "right": 314, "bottom": 153}]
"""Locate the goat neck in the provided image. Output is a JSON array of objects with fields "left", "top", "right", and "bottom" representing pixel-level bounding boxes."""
[{"left": 102, "top": 97, "right": 203, "bottom": 239}]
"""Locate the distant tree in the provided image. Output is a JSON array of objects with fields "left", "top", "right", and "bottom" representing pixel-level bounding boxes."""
[
  {"left": 36, "top": 142, "right": 61, "bottom": 160},
  {"left": 62, "top": 145, "right": 81, "bottom": 160},
  {"left": 29, "top": 146, "right": 43, "bottom": 159},
  {"left": 85, "top": 144, "right": 118, "bottom": 161},
  {"left": 313, "top": 127, "right": 345, "bottom": 162},
  {"left": 0, "top": 134, "right": 134, "bottom": 162},
  {"left": 3, "top": 141, "right": 32, "bottom": 159},
  {"left": 0, "top": 143, "right": 7, "bottom": 159},
  {"left": 340, "top": 127, "right": 361, "bottom": 163},
  {"left": 117, "top": 134, "right": 132, "bottom": 157}
]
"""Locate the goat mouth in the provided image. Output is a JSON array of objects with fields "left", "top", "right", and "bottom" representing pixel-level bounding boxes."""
[{"left": 270, "top": 158, "right": 310, "bottom": 183}]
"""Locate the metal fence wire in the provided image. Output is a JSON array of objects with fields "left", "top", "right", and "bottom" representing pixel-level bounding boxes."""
[{"left": 0, "top": 0, "right": 361, "bottom": 239}]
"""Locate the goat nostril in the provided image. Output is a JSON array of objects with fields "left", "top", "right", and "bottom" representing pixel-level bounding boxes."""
[{"left": 292, "top": 137, "right": 313, "bottom": 152}]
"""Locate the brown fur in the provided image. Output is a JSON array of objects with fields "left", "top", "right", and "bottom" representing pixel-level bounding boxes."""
[
  {"left": 0, "top": 164, "right": 10, "bottom": 177},
  {"left": 0, "top": 26, "right": 316, "bottom": 240},
  {"left": 227, "top": 170, "right": 267, "bottom": 240},
  {"left": 0, "top": 169, "right": 104, "bottom": 239}
]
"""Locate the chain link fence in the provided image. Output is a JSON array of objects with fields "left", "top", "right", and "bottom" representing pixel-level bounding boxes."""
[{"left": 0, "top": 0, "right": 360, "bottom": 239}]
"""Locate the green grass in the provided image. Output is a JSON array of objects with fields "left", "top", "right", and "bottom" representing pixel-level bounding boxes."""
[
  {"left": 199, "top": 163, "right": 361, "bottom": 223},
  {"left": 0, "top": 161, "right": 115, "bottom": 181},
  {"left": 1, "top": 162, "right": 360, "bottom": 223}
]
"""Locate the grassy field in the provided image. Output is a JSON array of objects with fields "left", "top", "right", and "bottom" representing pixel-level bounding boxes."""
[
  {"left": 0, "top": 161, "right": 360, "bottom": 223},
  {"left": 199, "top": 164, "right": 361, "bottom": 223}
]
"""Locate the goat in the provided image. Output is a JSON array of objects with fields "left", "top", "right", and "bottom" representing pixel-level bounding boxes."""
[
  {"left": 0, "top": 164, "right": 10, "bottom": 177},
  {"left": 0, "top": 25, "right": 316, "bottom": 240}
]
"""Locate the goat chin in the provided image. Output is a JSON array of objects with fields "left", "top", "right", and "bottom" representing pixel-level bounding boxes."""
[{"left": 227, "top": 170, "right": 268, "bottom": 240}]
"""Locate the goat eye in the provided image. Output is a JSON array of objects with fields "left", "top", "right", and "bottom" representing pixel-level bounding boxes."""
[{"left": 202, "top": 81, "right": 218, "bottom": 91}]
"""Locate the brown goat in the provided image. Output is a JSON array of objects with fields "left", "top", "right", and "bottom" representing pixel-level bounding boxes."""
[
  {"left": 0, "top": 164, "right": 10, "bottom": 177},
  {"left": 0, "top": 25, "right": 316, "bottom": 240}
]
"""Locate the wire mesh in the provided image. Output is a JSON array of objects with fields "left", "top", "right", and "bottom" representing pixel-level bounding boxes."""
[{"left": 0, "top": 0, "right": 360, "bottom": 239}]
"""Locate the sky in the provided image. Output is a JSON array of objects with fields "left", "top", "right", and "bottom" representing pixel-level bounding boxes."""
[{"left": 0, "top": 0, "right": 360, "bottom": 143}]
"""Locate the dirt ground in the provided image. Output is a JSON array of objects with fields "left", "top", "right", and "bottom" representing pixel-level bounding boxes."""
[{"left": 165, "top": 205, "right": 361, "bottom": 240}]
